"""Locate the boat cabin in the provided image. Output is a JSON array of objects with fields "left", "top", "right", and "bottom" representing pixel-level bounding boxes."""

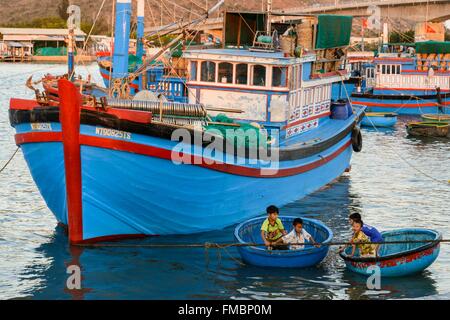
[{"left": 184, "top": 48, "right": 347, "bottom": 139}]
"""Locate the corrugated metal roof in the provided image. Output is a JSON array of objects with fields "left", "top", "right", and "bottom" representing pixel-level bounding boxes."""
[{"left": 0, "top": 28, "right": 86, "bottom": 36}]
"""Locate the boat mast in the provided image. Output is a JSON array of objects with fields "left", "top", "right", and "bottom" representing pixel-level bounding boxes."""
[
  {"left": 136, "top": 0, "right": 145, "bottom": 60},
  {"left": 266, "top": 0, "right": 272, "bottom": 35},
  {"left": 112, "top": 0, "right": 132, "bottom": 80},
  {"left": 66, "top": 5, "right": 80, "bottom": 80}
]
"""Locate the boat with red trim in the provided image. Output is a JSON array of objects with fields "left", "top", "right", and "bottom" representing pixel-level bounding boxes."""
[
  {"left": 8, "top": 1, "right": 365, "bottom": 244},
  {"left": 351, "top": 41, "right": 450, "bottom": 115},
  {"left": 340, "top": 229, "right": 441, "bottom": 277},
  {"left": 350, "top": 41, "right": 450, "bottom": 115}
]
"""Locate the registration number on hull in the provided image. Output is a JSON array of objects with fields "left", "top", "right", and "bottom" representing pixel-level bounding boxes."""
[
  {"left": 30, "top": 123, "right": 52, "bottom": 131},
  {"left": 95, "top": 127, "right": 132, "bottom": 140}
]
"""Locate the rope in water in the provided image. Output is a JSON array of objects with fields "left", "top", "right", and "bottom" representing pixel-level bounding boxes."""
[
  {"left": 339, "top": 76, "right": 450, "bottom": 187},
  {"left": 75, "top": 239, "right": 450, "bottom": 249},
  {"left": 0, "top": 147, "right": 19, "bottom": 174}
]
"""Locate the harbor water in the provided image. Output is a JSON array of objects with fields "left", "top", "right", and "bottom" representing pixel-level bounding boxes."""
[{"left": 0, "top": 63, "right": 449, "bottom": 300}]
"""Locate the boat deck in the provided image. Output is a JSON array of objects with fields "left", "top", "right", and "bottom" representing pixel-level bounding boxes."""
[{"left": 279, "top": 106, "right": 364, "bottom": 149}]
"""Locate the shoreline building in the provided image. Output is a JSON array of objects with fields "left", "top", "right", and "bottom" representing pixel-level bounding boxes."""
[{"left": 0, "top": 28, "right": 86, "bottom": 62}]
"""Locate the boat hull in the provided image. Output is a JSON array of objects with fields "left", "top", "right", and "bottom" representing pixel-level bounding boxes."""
[
  {"left": 421, "top": 114, "right": 450, "bottom": 123},
  {"left": 360, "top": 113, "right": 397, "bottom": 128},
  {"left": 352, "top": 91, "right": 450, "bottom": 115},
  {"left": 234, "top": 216, "right": 332, "bottom": 268},
  {"left": 343, "top": 245, "right": 440, "bottom": 277},
  {"left": 13, "top": 118, "right": 356, "bottom": 242},
  {"left": 406, "top": 122, "right": 450, "bottom": 138}
]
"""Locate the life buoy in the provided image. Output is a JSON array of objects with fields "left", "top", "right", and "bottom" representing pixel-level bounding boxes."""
[{"left": 351, "top": 126, "right": 362, "bottom": 152}]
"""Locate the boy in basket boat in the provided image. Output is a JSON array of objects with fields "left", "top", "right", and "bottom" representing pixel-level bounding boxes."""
[
  {"left": 282, "top": 218, "right": 320, "bottom": 250},
  {"left": 260, "top": 205, "right": 288, "bottom": 250},
  {"left": 340, "top": 220, "right": 376, "bottom": 258},
  {"left": 348, "top": 213, "right": 383, "bottom": 256}
]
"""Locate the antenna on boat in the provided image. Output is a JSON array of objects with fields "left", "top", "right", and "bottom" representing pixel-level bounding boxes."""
[
  {"left": 66, "top": 5, "right": 81, "bottom": 80},
  {"left": 266, "top": 0, "right": 272, "bottom": 35}
]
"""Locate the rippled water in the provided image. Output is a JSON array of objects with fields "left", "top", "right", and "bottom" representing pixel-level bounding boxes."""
[{"left": 0, "top": 63, "right": 449, "bottom": 300}]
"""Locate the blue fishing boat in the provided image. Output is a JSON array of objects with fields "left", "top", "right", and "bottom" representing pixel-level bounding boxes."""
[
  {"left": 360, "top": 112, "right": 398, "bottom": 128},
  {"left": 340, "top": 228, "right": 441, "bottom": 277},
  {"left": 351, "top": 41, "right": 450, "bottom": 115},
  {"left": 8, "top": 1, "right": 364, "bottom": 243},
  {"left": 234, "top": 216, "right": 332, "bottom": 268}
]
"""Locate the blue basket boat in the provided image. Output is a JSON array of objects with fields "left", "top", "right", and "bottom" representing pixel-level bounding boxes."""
[
  {"left": 234, "top": 216, "right": 333, "bottom": 268},
  {"left": 340, "top": 228, "right": 441, "bottom": 277},
  {"left": 360, "top": 112, "right": 398, "bottom": 128}
]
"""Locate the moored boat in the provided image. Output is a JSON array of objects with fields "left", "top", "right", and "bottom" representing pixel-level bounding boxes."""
[
  {"left": 421, "top": 113, "right": 450, "bottom": 122},
  {"left": 360, "top": 112, "right": 398, "bottom": 128},
  {"left": 351, "top": 41, "right": 450, "bottom": 115},
  {"left": 234, "top": 216, "right": 332, "bottom": 268},
  {"left": 8, "top": 1, "right": 364, "bottom": 244},
  {"left": 340, "top": 228, "right": 441, "bottom": 277},
  {"left": 406, "top": 121, "right": 450, "bottom": 138}
]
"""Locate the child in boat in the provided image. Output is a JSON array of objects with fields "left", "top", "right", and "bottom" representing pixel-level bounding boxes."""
[
  {"left": 282, "top": 218, "right": 319, "bottom": 250},
  {"left": 346, "top": 220, "right": 376, "bottom": 258},
  {"left": 349, "top": 213, "right": 383, "bottom": 256},
  {"left": 260, "top": 205, "right": 287, "bottom": 250}
]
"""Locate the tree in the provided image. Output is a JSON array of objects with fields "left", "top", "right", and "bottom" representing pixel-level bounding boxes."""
[
  {"left": 57, "top": 0, "right": 70, "bottom": 20},
  {"left": 389, "top": 30, "right": 415, "bottom": 44}
]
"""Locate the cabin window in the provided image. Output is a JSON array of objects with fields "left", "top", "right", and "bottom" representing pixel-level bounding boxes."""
[
  {"left": 190, "top": 61, "right": 198, "bottom": 81},
  {"left": 236, "top": 64, "right": 248, "bottom": 85},
  {"left": 252, "top": 65, "right": 266, "bottom": 86},
  {"left": 272, "top": 66, "right": 287, "bottom": 87},
  {"left": 381, "top": 65, "right": 386, "bottom": 74},
  {"left": 201, "top": 61, "right": 216, "bottom": 82},
  {"left": 218, "top": 62, "right": 233, "bottom": 84}
]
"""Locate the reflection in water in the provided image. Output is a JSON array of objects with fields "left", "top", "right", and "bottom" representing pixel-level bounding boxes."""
[{"left": 1, "top": 63, "right": 449, "bottom": 299}]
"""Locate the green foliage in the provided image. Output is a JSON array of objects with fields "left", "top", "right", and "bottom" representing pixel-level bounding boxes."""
[
  {"left": 5, "top": 17, "right": 67, "bottom": 29},
  {"left": 3, "top": 16, "right": 110, "bottom": 36},
  {"left": 389, "top": 30, "right": 415, "bottom": 43}
]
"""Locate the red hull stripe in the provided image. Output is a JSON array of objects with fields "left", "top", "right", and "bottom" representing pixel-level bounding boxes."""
[
  {"left": 15, "top": 132, "right": 62, "bottom": 144},
  {"left": 374, "top": 87, "right": 450, "bottom": 92},
  {"left": 357, "top": 101, "right": 447, "bottom": 108},
  {"left": 284, "top": 112, "right": 331, "bottom": 129},
  {"left": 10, "top": 98, "right": 41, "bottom": 110},
  {"left": 15, "top": 131, "right": 352, "bottom": 178}
]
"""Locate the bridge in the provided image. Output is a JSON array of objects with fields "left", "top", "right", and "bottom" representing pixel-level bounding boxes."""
[{"left": 278, "top": 0, "right": 450, "bottom": 23}]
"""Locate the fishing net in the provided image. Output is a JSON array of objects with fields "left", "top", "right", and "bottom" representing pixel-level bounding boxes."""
[
  {"left": 315, "top": 15, "right": 353, "bottom": 49},
  {"left": 204, "top": 114, "right": 271, "bottom": 149},
  {"left": 128, "top": 54, "right": 143, "bottom": 72},
  {"left": 34, "top": 47, "right": 68, "bottom": 56}
]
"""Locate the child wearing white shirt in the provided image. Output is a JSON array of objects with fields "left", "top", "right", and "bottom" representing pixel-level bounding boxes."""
[{"left": 283, "top": 218, "right": 319, "bottom": 250}]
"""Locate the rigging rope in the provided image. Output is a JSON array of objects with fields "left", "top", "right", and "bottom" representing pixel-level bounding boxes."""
[
  {"left": 75, "top": 239, "right": 450, "bottom": 249},
  {"left": 70, "top": 0, "right": 108, "bottom": 80},
  {"left": 0, "top": 147, "right": 19, "bottom": 174},
  {"left": 340, "top": 76, "right": 449, "bottom": 187}
]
